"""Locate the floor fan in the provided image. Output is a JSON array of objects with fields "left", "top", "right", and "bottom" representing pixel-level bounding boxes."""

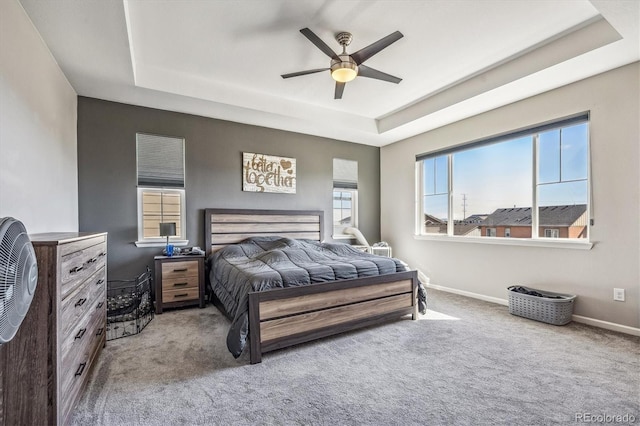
[{"left": 0, "top": 217, "right": 38, "bottom": 345}]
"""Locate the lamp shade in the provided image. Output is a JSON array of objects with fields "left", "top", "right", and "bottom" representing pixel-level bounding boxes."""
[{"left": 159, "top": 222, "right": 176, "bottom": 237}]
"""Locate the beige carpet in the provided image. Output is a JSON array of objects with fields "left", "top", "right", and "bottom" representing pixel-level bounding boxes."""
[{"left": 71, "top": 289, "right": 639, "bottom": 425}]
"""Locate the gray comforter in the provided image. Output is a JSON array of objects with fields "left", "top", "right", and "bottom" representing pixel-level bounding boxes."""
[{"left": 207, "top": 236, "right": 426, "bottom": 358}]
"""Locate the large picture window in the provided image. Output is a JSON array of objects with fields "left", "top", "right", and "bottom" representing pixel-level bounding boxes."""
[
  {"left": 135, "top": 133, "right": 187, "bottom": 246},
  {"left": 416, "top": 114, "right": 590, "bottom": 242}
]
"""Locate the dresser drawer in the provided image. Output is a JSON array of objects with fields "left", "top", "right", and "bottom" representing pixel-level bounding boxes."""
[
  {"left": 162, "top": 287, "right": 200, "bottom": 303},
  {"left": 60, "top": 241, "right": 107, "bottom": 298},
  {"left": 161, "top": 260, "right": 199, "bottom": 279},
  {"left": 59, "top": 302, "right": 105, "bottom": 424},
  {"left": 162, "top": 275, "right": 199, "bottom": 292},
  {"left": 60, "top": 280, "right": 91, "bottom": 340},
  {"left": 61, "top": 291, "right": 105, "bottom": 371}
]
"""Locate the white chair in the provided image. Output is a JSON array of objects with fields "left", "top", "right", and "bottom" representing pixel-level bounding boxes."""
[
  {"left": 344, "top": 227, "right": 392, "bottom": 257},
  {"left": 344, "top": 227, "right": 372, "bottom": 253}
]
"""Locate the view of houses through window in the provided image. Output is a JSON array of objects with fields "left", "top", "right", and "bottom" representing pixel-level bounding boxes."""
[{"left": 418, "top": 116, "right": 589, "bottom": 240}]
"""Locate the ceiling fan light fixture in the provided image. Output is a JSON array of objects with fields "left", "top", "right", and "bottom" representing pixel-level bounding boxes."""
[
  {"left": 331, "top": 57, "right": 358, "bottom": 83},
  {"left": 331, "top": 66, "right": 357, "bottom": 83},
  {"left": 284, "top": 28, "right": 403, "bottom": 98}
]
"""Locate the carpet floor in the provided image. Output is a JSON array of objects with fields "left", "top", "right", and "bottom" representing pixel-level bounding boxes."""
[{"left": 71, "top": 289, "right": 639, "bottom": 425}]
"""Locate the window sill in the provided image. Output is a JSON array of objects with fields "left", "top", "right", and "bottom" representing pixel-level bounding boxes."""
[
  {"left": 413, "top": 234, "right": 593, "bottom": 250},
  {"left": 134, "top": 240, "right": 189, "bottom": 248}
]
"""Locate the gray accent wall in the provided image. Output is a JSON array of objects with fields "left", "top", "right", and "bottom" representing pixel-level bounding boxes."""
[{"left": 77, "top": 97, "right": 380, "bottom": 279}]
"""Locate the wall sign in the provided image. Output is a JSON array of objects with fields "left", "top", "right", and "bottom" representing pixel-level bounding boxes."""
[{"left": 242, "top": 152, "right": 296, "bottom": 194}]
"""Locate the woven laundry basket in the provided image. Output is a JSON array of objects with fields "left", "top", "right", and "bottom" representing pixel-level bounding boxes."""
[{"left": 507, "top": 285, "right": 576, "bottom": 325}]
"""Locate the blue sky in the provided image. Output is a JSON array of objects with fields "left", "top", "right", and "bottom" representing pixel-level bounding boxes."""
[{"left": 424, "top": 123, "right": 588, "bottom": 220}]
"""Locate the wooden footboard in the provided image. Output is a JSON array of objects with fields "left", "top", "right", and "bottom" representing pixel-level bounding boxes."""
[{"left": 248, "top": 270, "right": 418, "bottom": 364}]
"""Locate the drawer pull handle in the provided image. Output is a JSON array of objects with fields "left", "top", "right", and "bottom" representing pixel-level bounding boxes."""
[
  {"left": 75, "top": 328, "right": 87, "bottom": 340},
  {"left": 173, "top": 282, "right": 188, "bottom": 287},
  {"left": 75, "top": 362, "right": 87, "bottom": 377},
  {"left": 96, "top": 301, "right": 104, "bottom": 309},
  {"left": 86, "top": 257, "right": 98, "bottom": 264},
  {"left": 173, "top": 268, "right": 188, "bottom": 272},
  {"left": 75, "top": 298, "right": 87, "bottom": 307},
  {"left": 70, "top": 266, "right": 84, "bottom": 274},
  {"left": 96, "top": 279, "right": 104, "bottom": 286},
  {"left": 96, "top": 327, "right": 104, "bottom": 336},
  {"left": 174, "top": 293, "right": 189, "bottom": 298}
]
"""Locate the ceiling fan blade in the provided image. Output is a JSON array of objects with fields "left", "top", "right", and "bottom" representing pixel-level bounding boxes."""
[
  {"left": 281, "top": 68, "right": 329, "bottom": 79},
  {"left": 300, "top": 28, "right": 341, "bottom": 61},
  {"left": 350, "top": 31, "right": 403, "bottom": 65},
  {"left": 334, "top": 82, "right": 345, "bottom": 99},
  {"left": 357, "top": 64, "right": 402, "bottom": 84}
]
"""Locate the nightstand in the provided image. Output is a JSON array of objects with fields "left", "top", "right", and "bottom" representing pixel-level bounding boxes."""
[
  {"left": 154, "top": 255, "right": 205, "bottom": 314},
  {"left": 371, "top": 245, "right": 392, "bottom": 257}
]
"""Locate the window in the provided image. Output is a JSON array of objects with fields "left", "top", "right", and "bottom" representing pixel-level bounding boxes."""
[
  {"left": 421, "top": 156, "right": 448, "bottom": 235},
  {"left": 333, "top": 159, "right": 358, "bottom": 237},
  {"left": 544, "top": 229, "right": 560, "bottom": 238},
  {"left": 416, "top": 114, "right": 590, "bottom": 243},
  {"left": 135, "top": 133, "right": 187, "bottom": 247}
]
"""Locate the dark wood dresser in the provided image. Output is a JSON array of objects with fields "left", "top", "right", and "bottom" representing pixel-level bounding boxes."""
[{"left": 0, "top": 232, "right": 107, "bottom": 425}]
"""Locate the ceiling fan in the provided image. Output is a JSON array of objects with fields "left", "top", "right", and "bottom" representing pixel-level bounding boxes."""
[{"left": 282, "top": 28, "right": 404, "bottom": 99}]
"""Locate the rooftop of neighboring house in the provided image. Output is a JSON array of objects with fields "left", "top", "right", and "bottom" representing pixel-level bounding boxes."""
[
  {"left": 482, "top": 204, "right": 587, "bottom": 227},
  {"left": 424, "top": 214, "right": 445, "bottom": 225}
]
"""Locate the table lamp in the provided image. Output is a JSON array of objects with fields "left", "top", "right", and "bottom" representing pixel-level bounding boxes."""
[{"left": 159, "top": 222, "right": 176, "bottom": 256}]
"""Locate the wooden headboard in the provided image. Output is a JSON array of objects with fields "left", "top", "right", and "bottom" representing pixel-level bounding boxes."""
[{"left": 204, "top": 209, "right": 324, "bottom": 254}]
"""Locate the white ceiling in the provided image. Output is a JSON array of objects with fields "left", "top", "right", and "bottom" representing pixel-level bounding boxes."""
[{"left": 18, "top": 0, "right": 640, "bottom": 147}]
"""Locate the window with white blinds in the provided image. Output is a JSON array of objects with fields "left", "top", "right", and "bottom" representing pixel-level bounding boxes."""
[
  {"left": 137, "top": 133, "right": 185, "bottom": 187},
  {"left": 333, "top": 159, "right": 358, "bottom": 237},
  {"left": 135, "top": 133, "right": 187, "bottom": 246}
]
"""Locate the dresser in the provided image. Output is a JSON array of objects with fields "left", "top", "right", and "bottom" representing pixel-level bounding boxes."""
[
  {"left": 154, "top": 255, "right": 205, "bottom": 313},
  {"left": 0, "top": 232, "right": 107, "bottom": 425}
]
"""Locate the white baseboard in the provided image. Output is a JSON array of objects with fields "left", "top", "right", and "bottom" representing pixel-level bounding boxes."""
[
  {"left": 425, "top": 282, "right": 640, "bottom": 337},
  {"left": 425, "top": 283, "right": 508, "bottom": 306},
  {"left": 571, "top": 315, "right": 640, "bottom": 336}
]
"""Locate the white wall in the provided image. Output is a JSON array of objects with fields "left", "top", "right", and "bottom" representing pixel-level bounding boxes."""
[
  {"left": 0, "top": 0, "right": 78, "bottom": 233},
  {"left": 381, "top": 62, "right": 639, "bottom": 330}
]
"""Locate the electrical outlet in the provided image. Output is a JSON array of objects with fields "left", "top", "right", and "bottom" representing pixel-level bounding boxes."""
[{"left": 613, "top": 288, "right": 625, "bottom": 302}]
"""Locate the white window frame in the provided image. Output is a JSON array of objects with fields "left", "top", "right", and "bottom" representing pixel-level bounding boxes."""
[
  {"left": 414, "top": 114, "right": 593, "bottom": 250},
  {"left": 134, "top": 133, "right": 189, "bottom": 248},
  {"left": 486, "top": 228, "right": 497, "bottom": 237},
  {"left": 504, "top": 228, "right": 511, "bottom": 238},
  {"left": 135, "top": 188, "right": 189, "bottom": 247},
  {"left": 332, "top": 188, "right": 358, "bottom": 239}
]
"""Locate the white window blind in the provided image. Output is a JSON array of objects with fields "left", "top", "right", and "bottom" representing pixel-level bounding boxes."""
[
  {"left": 137, "top": 133, "right": 185, "bottom": 188},
  {"left": 333, "top": 158, "right": 358, "bottom": 189}
]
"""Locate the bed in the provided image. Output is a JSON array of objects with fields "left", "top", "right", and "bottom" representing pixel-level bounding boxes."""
[{"left": 204, "top": 208, "right": 425, "bottom": 364}]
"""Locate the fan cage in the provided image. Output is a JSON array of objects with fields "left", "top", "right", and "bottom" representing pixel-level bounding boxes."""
[
  {"left": 0, "top": 218, "right": 37, "bottom": 344},
  {"left": 106, "top": 267, "right": 154, "bottom": 340}
]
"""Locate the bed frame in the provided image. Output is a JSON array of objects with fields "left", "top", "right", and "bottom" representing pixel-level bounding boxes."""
[{"left": 204, "top": 208, "right": 419, "bottom": 364}]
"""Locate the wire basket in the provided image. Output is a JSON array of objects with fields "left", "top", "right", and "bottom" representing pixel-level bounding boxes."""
[
  {"left": 107, "top": 267, "right": 154, "bottom": 340},
  {"left": 507, "top": 285, "right": 576, "bottom": 325}
]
